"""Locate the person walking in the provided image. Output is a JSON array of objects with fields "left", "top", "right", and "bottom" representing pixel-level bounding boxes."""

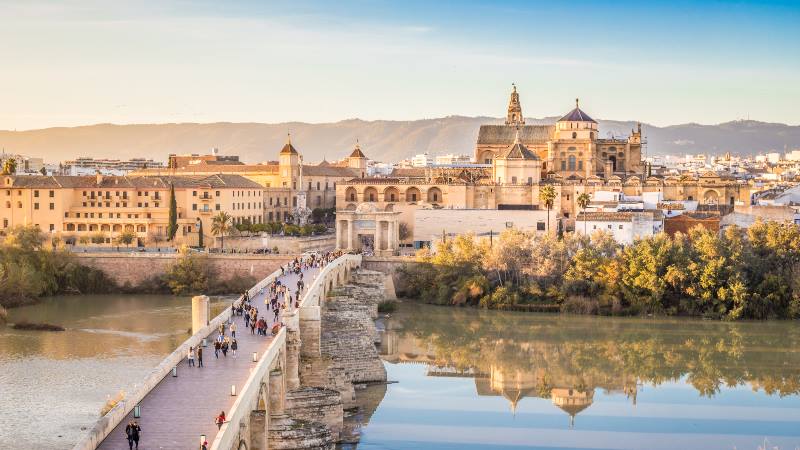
[
  {"left": 188, "top": 346, "right": 195, "bottom": 367},
  {"left": 221, "top": 338, "right": 229, "bottom": 357},
  {"left": 124, "top": 421, "right": 141, "bottom": 450},
  {"left": 215, "top": 411, "right": 226, "bottom": 430},
  {"left": 197, "top": 347, "right": 204, "bottom": 367},
  {"left": 230, "top": 321, "right": 237, "bottom": 339},
  {"left": 231, "top": 338, "right": 238, "bottom": 358},
  {"left": 214, "top": 340, "right": 221, "bottom": 358}
]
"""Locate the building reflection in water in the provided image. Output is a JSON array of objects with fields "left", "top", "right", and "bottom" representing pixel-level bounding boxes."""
[{"left": 378, "top": 302, "right": 800, "bottom": 427}]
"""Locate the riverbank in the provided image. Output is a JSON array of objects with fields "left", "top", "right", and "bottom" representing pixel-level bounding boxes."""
[{"left": 397, "top": 222, "right": 800, "bottom": 320}]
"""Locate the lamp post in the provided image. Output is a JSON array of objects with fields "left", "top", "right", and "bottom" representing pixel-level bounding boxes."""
[
  {"left": 231, "top": 384, "right": 237, "bottom": 396},
  {"left": 172, "top": 366, "right": 177, "bottom": 377},
  {"left": 200, "top": 434, "right": 207, "bottom": 450},
  {"left": 252, "top": 352, "right": 258, "bottom": 362},
  {"left": 133, "top": 405, "right": 141, "bottom": 418}
]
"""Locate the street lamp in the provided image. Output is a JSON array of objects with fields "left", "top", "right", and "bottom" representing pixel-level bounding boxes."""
[
  {"left": 172, "top": 366, "right": 177, "bottom": 377},
  {"left": 133, "top": 405, "right": 141, "bottom": 418},
  {"left": 200, "top": 434, "right": 207, "bottom": 450},
  {"left": 252, "top": 352, "right": 258, "bottom": 362},
  {"left": 231, "top": 384, "right": 237, "bottom": 396}
]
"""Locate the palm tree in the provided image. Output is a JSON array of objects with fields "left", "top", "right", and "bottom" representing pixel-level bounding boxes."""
[
  {"left": 211, "top": 212, "right": 232, "bottom": 249},
  {"left": 2, "top": 158, "right": 17, "bottom": 175},
  {"left": 576, "top": 192, "right": 591, "bottom": 236},
  {"left": 539, "top": 185, "right": 557, "bottom": 233}
]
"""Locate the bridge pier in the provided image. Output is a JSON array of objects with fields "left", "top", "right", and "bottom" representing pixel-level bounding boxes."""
[
  {"left": 191, "top": 295, "right": 210, "bottom": 335},
  {"left": 268, "top": 368, "right": 285, "bottom": 415},
  {"left": 284, "top": 311, "right": 301, "bottom": 391}
]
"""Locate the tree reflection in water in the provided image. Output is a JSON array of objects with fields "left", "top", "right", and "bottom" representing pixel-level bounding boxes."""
[{"left": 379, "top": 302, "right": 800, "bottom": 423}]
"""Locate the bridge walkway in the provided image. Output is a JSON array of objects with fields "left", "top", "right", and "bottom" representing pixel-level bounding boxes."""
[{"left": 97, "top": 266, "right": 318, "bottom": 450}]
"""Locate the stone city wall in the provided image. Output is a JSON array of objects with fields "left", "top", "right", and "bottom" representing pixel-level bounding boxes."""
[
  {"left": 218, "top": 234, "right": 336, "bottom": 253},
  {"left": 72, "top": 253, "right": 295, "bottom": 286}
]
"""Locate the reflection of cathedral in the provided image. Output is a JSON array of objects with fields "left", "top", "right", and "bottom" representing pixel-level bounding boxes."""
[{"left": 380, "top": 326, "right": 638, "bottom": 426}]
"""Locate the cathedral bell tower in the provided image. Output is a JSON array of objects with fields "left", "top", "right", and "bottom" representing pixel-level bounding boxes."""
[{"left": 505, "top": 84, "right": 525, "bottom": 126}]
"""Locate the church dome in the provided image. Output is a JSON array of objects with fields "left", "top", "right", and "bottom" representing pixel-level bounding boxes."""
[{"left": 559, "top": 98, "right": 597, "bottom": 123}]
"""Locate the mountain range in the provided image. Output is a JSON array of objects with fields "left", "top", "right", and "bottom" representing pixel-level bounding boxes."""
[{"left": 1, "top": 117, "right": 799, "bottom": 164}]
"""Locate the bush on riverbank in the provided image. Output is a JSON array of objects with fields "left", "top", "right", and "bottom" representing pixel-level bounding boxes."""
[
  {"left": 160, "top": 247, "right": 257, "bottom": 295},
  {"left": 398, "top": 221, "right": 800, "bottom": 320},
  {"left": 0, "top": 226, "right": 117, "bottom": 308}
]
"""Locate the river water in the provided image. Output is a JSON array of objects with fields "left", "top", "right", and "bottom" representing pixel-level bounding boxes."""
[
  {"left": 357, "top": 302, "right": 800, "bottom": 450},
  {"left": 0, "top": 294, "right": 227, "bottom": 450}
]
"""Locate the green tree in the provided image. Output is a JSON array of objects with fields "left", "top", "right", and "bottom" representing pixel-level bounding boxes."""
[
  {"left": 1, "top": 158, "right": 17, "bottom": 175},
  {"left": 576, "top": 192, "right": 591, "bottom": 235},
  {"left": 163, "top": 248, "right": 210, "bottom": 295},
  {"left": 116, "top": 230, "right": 136, "bottom": 247},
  {"left": 167, "top": 183, "right": 177, "bottom": 241},
  {"left": 539, "top": 185, "right": 556, "bottom": 233},
  {"left": 211, "top": 211, "right": 232, "bottom": 249}
]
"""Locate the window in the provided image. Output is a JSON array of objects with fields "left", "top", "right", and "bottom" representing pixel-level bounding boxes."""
[
  {"left": 572, "top": 132, "right": 577, "bottom": 139},
  {"left": 17, "top": 201, "right": 22, "bottom": 208},
  {"left": 561, "top": 161, "right": 566, "bottom": 171},
  {"left": 49, "top": 203, "right": 54, "bottom": 210},
  {"left": 34, "top": 203, "right": 39, "bottom": 210},
  {"left": 2, "top": 219, "right": 6, "bottom": 228},
  {"left": 216, "top": 204, "right": 220, "bottom": 210},
  {"left": 578, "top": 160, "right": 583, "bottom": 170},
  {"left": 192, "top": 191, "right": 197, "bottom": 196},
  {"left": 527, "top": 177, "right": 533, "bottom": 185},
  {"left": 618, "top": 225, "right": 623, "bottom": 230},
  {"left": 536, "top": 222, "right": 546, "bottom": 231},
  {"left": 608, "top": 224, "right": 612, "bottom": 229},
  {"left": 512, "top": 176, "right": 517, "bottom": 184},
  {"left": 568, "top": 155, "right": 576, "bottom": 171},
  {"left": 34, "top": 190, "right": 39, "bottom": 197}
]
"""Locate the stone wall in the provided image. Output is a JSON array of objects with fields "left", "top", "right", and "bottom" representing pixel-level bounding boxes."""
[
  {"left": 72, "top": 253, "right": 294, "bottom": 286},
  {"left": 220, "top": 234, "right": 336, "bottom": 253},
  {"left": 362, "top": 256, "right": 415, "bottom": 297}
]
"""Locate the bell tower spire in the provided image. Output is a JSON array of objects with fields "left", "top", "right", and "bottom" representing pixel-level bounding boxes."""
[{"left": 505, "top": 83, "right": 525, "bottom": 126}]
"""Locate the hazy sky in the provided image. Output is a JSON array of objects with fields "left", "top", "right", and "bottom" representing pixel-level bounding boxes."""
[{"left": 2, "top": 0, "right": 799, "bottom": 130}]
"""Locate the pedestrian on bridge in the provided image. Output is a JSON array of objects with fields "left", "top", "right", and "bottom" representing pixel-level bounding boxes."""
[
  {"left": 214, "top": 340, "right": 221, "bottom": 358},
  {"left": 197, "top": 347, "right": 204, "bottom": 367},
  {"left": 215, "top": 411, "right": 226, "bottom": 430},
  {"left": 188, "top": 346, "right": 195, "bottom": 367},
  {"left": 231, "top": 338, "right": 238, "bottom": 357},
  {"left": 230, "top": 321, "right": 237, "bottom": 339},
  {"left": 124, "top": 421, "right": 141, "bottom": 450}
]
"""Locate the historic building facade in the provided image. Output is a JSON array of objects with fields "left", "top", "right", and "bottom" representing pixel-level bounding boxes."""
[
  {"left": 336, "top": 86, "right": 751, "bottom": 247},
  {"left": 134, "top": 137, "right": 367, "bottom": 224},
  {"left": 1, "top": 173, "right": 263, "bottom": 246}
]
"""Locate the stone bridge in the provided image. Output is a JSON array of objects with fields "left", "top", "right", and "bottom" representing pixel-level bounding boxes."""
[{"left": 74, "top": 253, "right": 390, "bottom": 450}]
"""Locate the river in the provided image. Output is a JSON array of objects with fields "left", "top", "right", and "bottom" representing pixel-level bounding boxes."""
[
  {"left": 355, "top": 302, "right": 800, "bottom": 450},
  {"left": 0, "top": 294, "right": 228, "bottom": 450}
]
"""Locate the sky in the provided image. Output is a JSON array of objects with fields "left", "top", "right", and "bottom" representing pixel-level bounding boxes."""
[{"left": 1, "top": 0, "right": 799, "bottom": 130}]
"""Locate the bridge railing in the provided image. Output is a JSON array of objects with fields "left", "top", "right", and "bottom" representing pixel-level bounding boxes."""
[
  {"left": 299, "top": 254, "right": 362, "bottom": 311},
  {"left": 72, "top": 266, "right": 286, "bottom": 450}
]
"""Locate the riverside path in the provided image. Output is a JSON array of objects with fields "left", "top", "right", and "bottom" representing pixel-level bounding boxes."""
[{"left": 97, "top": 265, "right": 319, "bottom": 450}]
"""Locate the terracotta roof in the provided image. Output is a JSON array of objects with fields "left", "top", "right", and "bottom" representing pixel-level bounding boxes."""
[
  {"left": 390, "top": 168, "right": 427, "bottom": 177},
  {"left": 280, "top": 142, "right": 299, "bottom": 155},
  {"left": 302, "top": 165, "right": 360, "bottom": 177},
  {"left": 476, "top": 124, "right": 554, "bottom": 145},
  {"left": 6, "top": 174, "right": 263, "bottom": 190},
  {"left": 349, "top": 145, "right": 366, "bottom": 158}
]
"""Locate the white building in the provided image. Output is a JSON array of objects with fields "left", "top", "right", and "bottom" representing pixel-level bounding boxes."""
[
  {"left": 785, "top": 150, "right": 800, "bottom": 162},
  {"left": 412, "top": 208, "right": 554, "bottom": 249},
  {"left": 766, "top": 152, "right": 781, "bottom": 164},
  {"left": 575, "top": 211, "right": 664, "bottom": 245},
  {"left": 410, "top": 153, "right": 433, "bottom": 167},
  {"left": 434, "top": 153, "right": 472, "bottom": 165}
]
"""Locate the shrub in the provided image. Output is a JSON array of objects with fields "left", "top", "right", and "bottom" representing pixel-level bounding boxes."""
[
  {"left": 560, "top": 296, "right": 599, "bottom": 315},
  {"left": 378, "top": 300, "right": 398, "bottom": 313}
]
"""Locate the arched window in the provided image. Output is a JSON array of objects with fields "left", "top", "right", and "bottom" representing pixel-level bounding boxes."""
[
  {"left": 345, "top": 187, "right": 357, "bottom": 202},
  {"left": 572, "top": 132, "right": 577, "bottom": 139},
  {"left": 363, "top": 187, "right": 378, "bottom": 202},
  {"left": 568, "top": 155, "right": 576, "bottom": 171}
]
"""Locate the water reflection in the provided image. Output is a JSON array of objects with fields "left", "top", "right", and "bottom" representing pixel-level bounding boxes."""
[
  {"left": 0, "top": 294, "right": 229, "bottom": 450},
  {"left": 377, "top": 302, "right": 800, "bottom": 434}
]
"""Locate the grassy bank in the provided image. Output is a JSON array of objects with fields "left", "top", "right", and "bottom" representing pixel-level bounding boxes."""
[{"left": 398, "top": 221, "right": 800, "bottom": 320}]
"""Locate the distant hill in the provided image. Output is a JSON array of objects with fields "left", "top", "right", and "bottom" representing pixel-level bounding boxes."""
[{"left": 2, "top": 117, "right": 799, "bottom": 164}]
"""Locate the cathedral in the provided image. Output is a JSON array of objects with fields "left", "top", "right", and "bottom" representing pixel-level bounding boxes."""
[{"left": 475, "top": 85, "right": 644, "bottom": 180}]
